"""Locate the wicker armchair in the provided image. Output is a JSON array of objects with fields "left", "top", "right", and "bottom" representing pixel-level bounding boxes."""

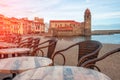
[
  {"left": 30, "top": 38, "right": 57, "bottom": 58},
  {"left": 13, "top": 36, "right": 22, "bottom": 44},
  {"left": 18, "top": 37, "right": 34, "bottom": 48},
  {"left": 31, "top": 38, "right": 40, "bottom": 48},
  {"left": 80, "top": 48, "right": 120, "bottom": 72},
  {"left": 52, "top": 40, "right": 102, "bottom": 66}
]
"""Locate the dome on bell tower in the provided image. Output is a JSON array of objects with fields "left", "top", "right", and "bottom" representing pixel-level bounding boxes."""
[{"left": 85, "top": 8, "right": 91, "bottom": 14}]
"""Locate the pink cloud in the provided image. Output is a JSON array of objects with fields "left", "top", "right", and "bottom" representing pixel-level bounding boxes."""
[{"left": 0, "top": 3, "right": 9, "bottom": 7}]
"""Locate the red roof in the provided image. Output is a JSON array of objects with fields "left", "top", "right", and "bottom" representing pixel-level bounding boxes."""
[{"left": 50, "top": 20, "right": 81, "bottom": 25}]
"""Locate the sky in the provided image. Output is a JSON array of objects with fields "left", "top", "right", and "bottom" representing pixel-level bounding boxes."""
[{"left": 0, "top": 0, "right": 120, "bottom": 26}]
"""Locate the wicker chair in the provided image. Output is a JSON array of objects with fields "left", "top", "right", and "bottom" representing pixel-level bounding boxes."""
[
  {"left": 13, "top": 35, "right": 22, "bottom": 44},
  {"left": 52, "top": 40, "right": 102, "bottom": 66},
  {"left": 32, "top": 37, "right": 41, "bottom": 47},
  {"left": 11, "top": 37, "right": 34, "bottom": 57},
  {"left": 80, "top": 48, "right": 120, "bottom": 72},
  {"left": 18, "top": 37, "right": 34, "bottom": 48},
  {"left": 30, "top": 38, "right": 57, "bottom": 58}
]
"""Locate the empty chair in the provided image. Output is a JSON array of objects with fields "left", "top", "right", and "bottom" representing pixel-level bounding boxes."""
[
  {"left": 52, "top": 40, "right": 102, "bottom": 66},
  {"left": 13, "top": 35, "right": 22, "bottom": 44},
  {"left": 30, "top": 38, "right": 57, "bottom": 58},
  {"left": 12, "top": 37, "right": 34, "bottom": 57},
  {"left": 3, "top": 34, "right": 16, "bottom": 43},
  {"left": 79, "top": 48, "right": 120, "bottom": 72},
  {"left": 32, "top": 37, "right": 41, "bottom": 48},
  {"left": 28, "top": 37, "right": 41, "bottom": 55},
  {"left": 18, "top": 37, "right": 34, "bottom": 48}
]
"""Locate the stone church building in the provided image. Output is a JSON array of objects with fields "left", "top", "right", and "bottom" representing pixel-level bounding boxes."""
[{"left": 49, "top": 8, "right": 91, "bottom": 36}]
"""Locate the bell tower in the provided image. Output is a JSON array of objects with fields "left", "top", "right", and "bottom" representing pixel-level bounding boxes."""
[{"left": 84, "top": 8, "right": 91, "bottom": 36}]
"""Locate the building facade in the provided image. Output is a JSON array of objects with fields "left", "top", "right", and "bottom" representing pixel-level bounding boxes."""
[
  {"left": 49, "top": 8, "right": 91, "bottom": 36},
  {"left": 0, "top": 15, "right": 45, "bottom": 35},
  {"left": 33, "top": 17, "right": 45, "bottom": 33}
]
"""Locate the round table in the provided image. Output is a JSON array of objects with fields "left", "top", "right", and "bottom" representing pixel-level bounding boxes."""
[
  {"left": 0, "top": 48, "right": 30, "bottom": 58},
  {"left": 0, "top": 56, "right": 53, "bottom": 80},
  {"left": 0, "top": 56, "right": 53, "bottom": 73},
  {"left": 13, "top": 66, "right": 111, "bottom": 80},
  {"left": 0, "top": 42, "right": 18, "bottom": 49}
]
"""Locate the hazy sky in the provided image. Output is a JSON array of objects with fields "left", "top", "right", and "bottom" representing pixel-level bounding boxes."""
[{"left": 0, "top": 0, "right": 120, "bottom": 25}]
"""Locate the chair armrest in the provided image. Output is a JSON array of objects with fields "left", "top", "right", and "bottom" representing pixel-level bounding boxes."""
[
  {"left": 51, "top": 42, "right": 79, "bottom": 65},
  {"left": 81, "top": 48, "right": 120, "bottom": 67}
]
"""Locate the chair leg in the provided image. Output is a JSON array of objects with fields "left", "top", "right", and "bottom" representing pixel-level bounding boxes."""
[
  {"left": 12, "top": 73, "right": 16, "bottom": 78},
  {"left": 2, "top": 73, "right": 17, "bottom": 80},
  {"left": 3, "top": 77, "right": 12, "bottom": 80}
]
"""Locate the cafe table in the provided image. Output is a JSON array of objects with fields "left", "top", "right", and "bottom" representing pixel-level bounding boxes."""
[
  {"left": 13, "top": 66, "right": 111, "bottom": 80},
  {"left": 0, "top": 42, "right": 18, "bottom": 49},
  {"left": 0, "top": 48, "right": 30, "bottom": 58},
  {"left": 0, "top": 56, "right": 53, "bottom": 80}
]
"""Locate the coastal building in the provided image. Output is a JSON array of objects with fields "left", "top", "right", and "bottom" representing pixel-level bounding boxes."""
[
  {"left": 0, "top": 14, "right": 45, "bottom": 35},
  {"left": 10, "top": 17, "right": 21, "bottom": 34},
  {"left": 33, "top": 17, "right": 45, "bottom": 33},
  {"left": 49, "top": 8, "right": 91, "bottom": 36},
  {"left": 49, "top": 20, "right": 82, "bottom": 36},
  {"left": 19, "top": 18, "right": 32, "bottom": 34},
  {"left": 0, "top": 14, "right": 5, "bottom": 35}
]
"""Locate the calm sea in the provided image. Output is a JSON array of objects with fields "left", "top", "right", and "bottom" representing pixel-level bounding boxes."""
[
  {"left": 91, "top": 34, "right": 120, "bottom": 44},
  {"left": 91, "top": 25, "right": 120, "bottom": 44},
  {"left": 51, "top": 34, "right": 120, "bottom": 44}
]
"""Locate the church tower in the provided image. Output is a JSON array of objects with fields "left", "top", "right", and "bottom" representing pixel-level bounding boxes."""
[{"left": 84, "top": 8, "right": 91, "bottom": 36}]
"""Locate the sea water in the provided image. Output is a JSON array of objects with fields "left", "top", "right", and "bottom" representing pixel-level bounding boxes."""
[
  {"left": 53, "top": 34, "right": 120, "bottom": 44},
  {"left": 92, "top": 34, "right": 120, "bottom": 44}
]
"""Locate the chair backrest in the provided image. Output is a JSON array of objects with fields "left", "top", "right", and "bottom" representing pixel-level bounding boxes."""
[
  {"left": 47, "top": 39, "right": 57, "bottom": 58},
  {"left": 52, "top": 40, "right": 102, "bottom": 65},
  {"left": 80, "top": 48, "right": 120, "bottom": 71},
  {"left": 31, "top": 38, "right": 57, "bottom": 58},
  {"left": 14, "top": 36, "right": 22, "bottom": 44},
  {"left": 33, "top": 37, "right": 40, "bottom": 47},
  {"left": 18, "top": 37, "right": 34, "bottom": 48},
  {"left": 78, "top": 40, "right": 102, "bottom": 65}
]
